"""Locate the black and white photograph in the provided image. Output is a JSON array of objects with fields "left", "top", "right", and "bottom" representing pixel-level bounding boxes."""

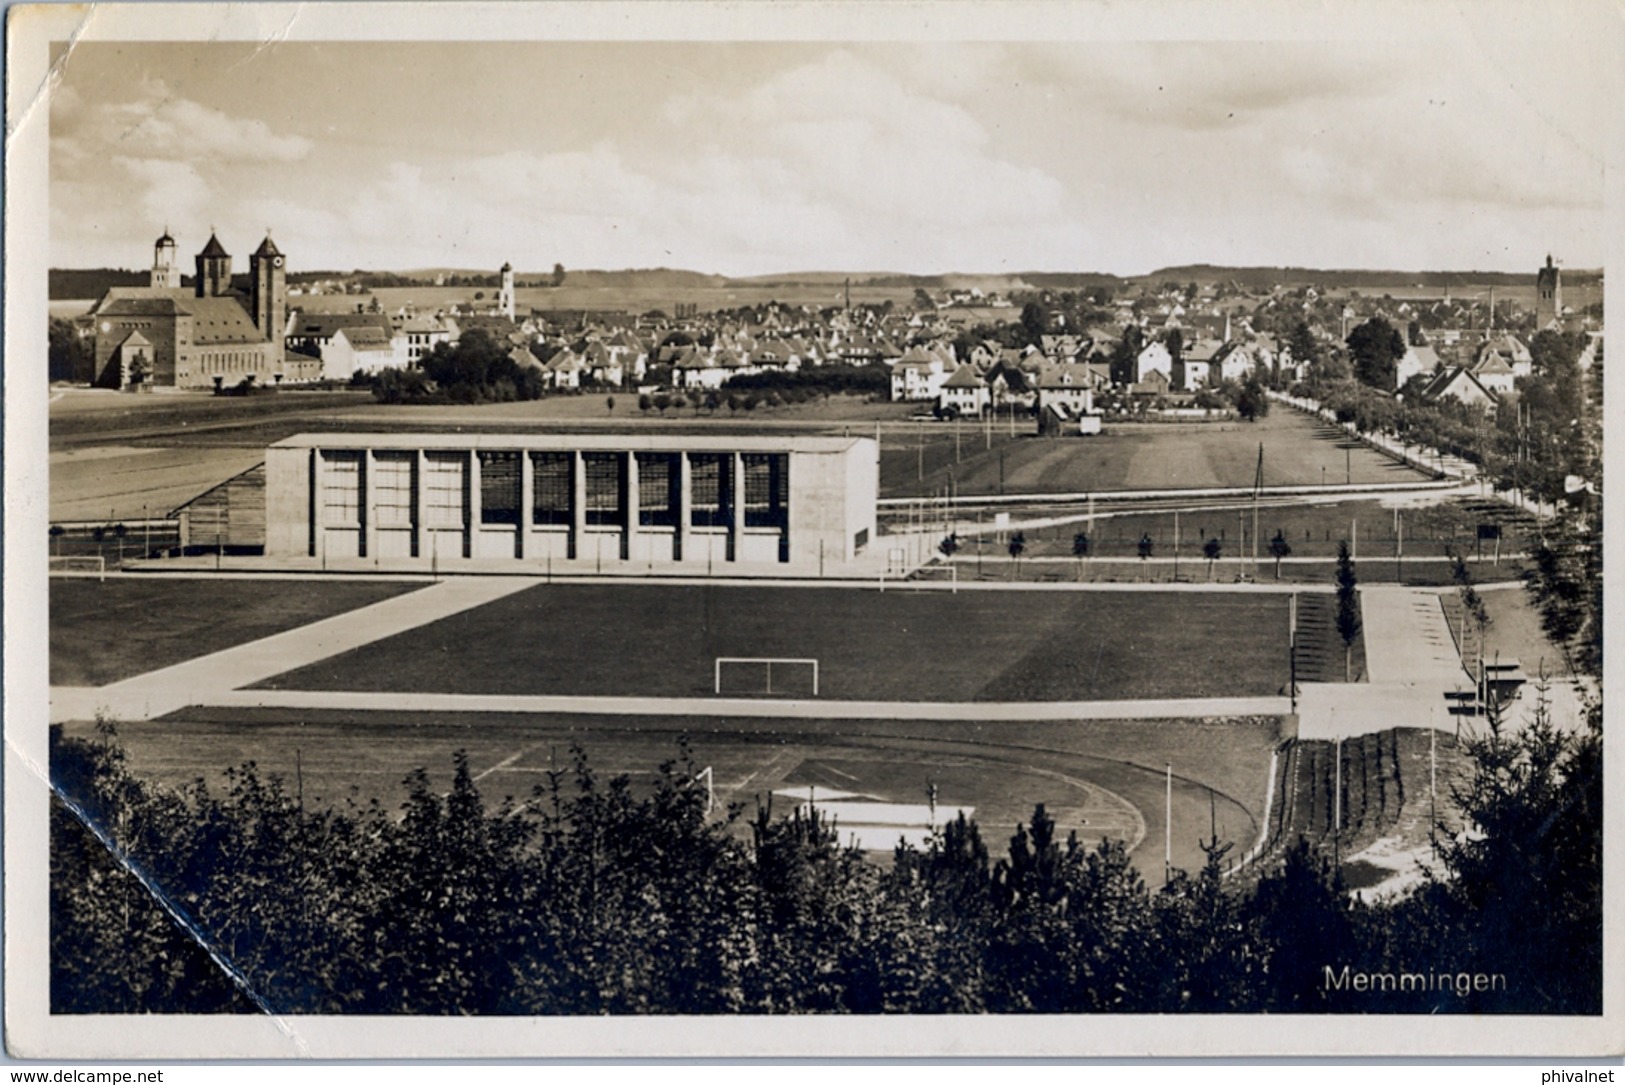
[{"left": 5, "top": 0, "right": 1619, "bottom": 1061}]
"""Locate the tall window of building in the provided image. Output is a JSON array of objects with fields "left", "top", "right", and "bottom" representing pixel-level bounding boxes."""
[
  {"left": 424, "top": 452, "right": 466, "bottom": 527},
  {"left": 372, "top": 452, "right": 415, "bottom": 527},
  {"left": 584, "top": 453, "right": 624, "bottom": 526},
  {"left": 479, "top": 451, "right": 521, "bottom": 525},
  {"left": 742, "top": 454, "right": 788, "bottom": 528},
  {"left": 636, "top": 453, "right": 679, "bottom": 527},
  {"left": 321, "top": 451, "right": 363, "bottom": 525},
  {"left": 531, "top": 452, "right": 571, "bottom": 525},
  {"left": 689, "top": 453, "right": 731, "bottom": 528}
]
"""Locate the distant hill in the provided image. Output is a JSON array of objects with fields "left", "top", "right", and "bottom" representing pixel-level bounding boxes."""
[
  {"left": 1138, "top": 264, "right": 1604, "bottom": 290},
  {"left": 49, "top": 268, "right": 149, "bottom": 300}
]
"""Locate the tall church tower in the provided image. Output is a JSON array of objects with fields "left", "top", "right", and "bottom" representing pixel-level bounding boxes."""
[
  {"left": 499, "top": 261, "right": 515, "bottom": 320},
  {"left": 195, "top": 231, "right": 232, "bottom": 298},
  {"left": 250, "top": 231, "right": 288, "bottom": 341},
  {"left": 150, "top": 228, "right": 180, "bottom": 288},
  {"left": 1536, "top": 254, "right": 1562, "bottom": 328}
]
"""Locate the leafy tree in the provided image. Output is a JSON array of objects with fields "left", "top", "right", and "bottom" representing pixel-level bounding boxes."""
[
  {"left": 1109, "top": 325, "right": 1145, "bottom": 386},
  {"left": 1286, "top": 321, "right": 1321, "bottom": 370},
  {"left": 551, "top": 263, "right": 567, "bottom": 288},
  {"left": 653, "top": 393, "right": 672, "bottom": 416},
  {"left": 1007, "top": 531, "right": 1026, "bottom": 573},
  {"left": 1246, "top": 837, "right": 1354, "bottom": 1010},
  {"left": 1522, "top": 520, "right": 1600, "bottom": 676},
  {"left": 1335, "top": 540, "right": 1360, "bottom": 680},
  {"left": 638, "top": 392, "right": 652, "bottom": 414},
  {"left": 1346, "top": 316, "right": 1406, "bottom": 390},
  {"left": 1236, "top": 377, "right": 1270, "bottom": 422},
  {"left": 605, "top": 395, "right": 615, "bottom": 415},
  {"left": 1202, "top": 536, "right": 1221, "bottom": 579},
  {"left": 1268, "top": 530, "right": 1292, "bottom": 580},
  {"left": 1019, "top": 302, "right": 1048, "bottom": 343},
  {"left": 1412, "top": 693, "right": 1602, "bottom": 1013}
]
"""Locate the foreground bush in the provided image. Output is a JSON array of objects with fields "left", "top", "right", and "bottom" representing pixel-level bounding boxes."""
[{"left": 51, "top": 709, "right": 1599, "bottom": 1015}]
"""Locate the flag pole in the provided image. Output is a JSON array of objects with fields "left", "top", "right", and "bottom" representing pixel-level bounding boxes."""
[{"left": 1164, "top": 762, "right": 1173, "bottom": 885}]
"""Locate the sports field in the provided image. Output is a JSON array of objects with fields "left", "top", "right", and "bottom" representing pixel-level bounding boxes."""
[
  {"left": 64, "top": 709, "right": 1280, "bottom": 879},
  {"left": 249, "top": 583, "right": 1292, "bottom": 701},
  {"left": 879, "top": 411, "right": 1429, "bottom": 498},
  {"left": 955, "top": 495, "right": 1537, "bottom": 563},
  {"left": 50, "top": 577, "right": 425, "bottom": 686}
]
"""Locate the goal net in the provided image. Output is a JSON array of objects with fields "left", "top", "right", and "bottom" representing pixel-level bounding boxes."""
[
  {"left": 48, "top": 555, "right": 106, "bottom": 580},
  {"left": 714, "top": 657, "right": 819, "bottom": 697}
]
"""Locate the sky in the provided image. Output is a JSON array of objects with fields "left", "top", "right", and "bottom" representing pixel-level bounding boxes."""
[{"left": 47, "top": 34, "right": 1612, "bottom": 278}]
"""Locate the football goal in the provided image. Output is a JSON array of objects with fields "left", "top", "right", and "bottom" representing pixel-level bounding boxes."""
[
  {"left": 714, "top": 657, "right": 820, "bottom": 697},
  {"left": 48, "top": 555, "right": 106, "bottom": 581}
]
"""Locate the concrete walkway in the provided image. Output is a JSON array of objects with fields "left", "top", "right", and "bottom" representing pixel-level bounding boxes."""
[
  {"left": 1291, "top": 586, "right": 1593, "bottom": 740},
  {"left": 1294, "top": 586, "right": 1470, "bottom": 740},
  {"left": 49, "top": 577, "right": 537, "bottom": 724},
  {"left": 184, "top": 689, "right": 1293, "bottom": 723}
]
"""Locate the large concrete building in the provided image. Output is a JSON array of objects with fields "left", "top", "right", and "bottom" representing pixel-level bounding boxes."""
[{"left": 265, "top": 433, "right": 878, "bottom": 572}]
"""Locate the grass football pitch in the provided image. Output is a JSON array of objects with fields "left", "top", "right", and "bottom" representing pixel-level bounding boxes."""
[{"left": 250, "top": 583, "right": 1293, "bottom": 702}]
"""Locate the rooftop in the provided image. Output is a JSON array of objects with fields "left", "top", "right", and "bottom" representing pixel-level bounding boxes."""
[{"left": 271, "top": 433, "right": 876, "bottom": 455}]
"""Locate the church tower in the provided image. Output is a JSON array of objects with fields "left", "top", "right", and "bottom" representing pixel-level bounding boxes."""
[
  {"left": 1536, "top": 254, "right": 1562, "bottom": 328},
  {"left": 250, "top": 231, "right": 288, "bottom": 341},
  {"left": 150, "top": 228, "right": 179, "bottom": 288},
  {"left": 499, "top": 261, "right": 515, "bottom": 320},
  {"left": 195, "top": 231, "right": 232, "bottom": 298}
]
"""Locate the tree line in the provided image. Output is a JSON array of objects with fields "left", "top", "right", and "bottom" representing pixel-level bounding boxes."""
[{"left": 53, "top": 696, "right": 1598, "bottom": 1016}]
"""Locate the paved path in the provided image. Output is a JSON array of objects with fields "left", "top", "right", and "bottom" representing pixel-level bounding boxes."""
[
  {"left": 178, "top": 689, "right": 1293, "bottom": 723},
  {"left": 1294, "top": 586, "right": 1470, "bottom": 740},
  {"left": 1292, "top": 586, "right": 1592, "bottom": 740},
  {"left": 49, "top": 577, "right": 537, "bottom": 723},
  {"left": 1360, "top": 586, "right": 1470, "bottom": 686}
]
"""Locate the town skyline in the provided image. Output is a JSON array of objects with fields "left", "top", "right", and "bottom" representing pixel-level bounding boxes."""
[{"left": 50, "top": 33, "right": 1608, "bottom": 279}]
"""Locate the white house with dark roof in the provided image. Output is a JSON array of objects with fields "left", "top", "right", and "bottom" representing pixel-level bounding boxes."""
[
  {"left": 1035, "top": 363, "right": 1097, "bottom": 417},
  {"left": 321, "top": 325, "right": 400, "bottom": 380},
  {"left": 1136, "top": 340, "right": 1173, "bottom": 383},
  {"left": 1422, "top": 366, "right": 1498, "bottom": 409},
  {"left": 937, "top": 364, "right": 990, "bottom": 416}
]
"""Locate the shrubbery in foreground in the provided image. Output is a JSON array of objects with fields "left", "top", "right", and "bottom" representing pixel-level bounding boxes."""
[{"left": 51, "top": 706, "right": 1599, "bottom": 1015}]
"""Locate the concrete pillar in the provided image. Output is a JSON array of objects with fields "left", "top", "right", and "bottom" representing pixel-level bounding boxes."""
[
  {"left": 466, "top": 449, "right": 481, "bottom": 560},
  {"left": 677, "top": 452, "right": 692, "bottom": 562},
  {"left": 623, "top": 450, "right": 639, "bottom": 561},
  {"left": 519, "top": 451, "right": 534, "bottom": 560},
  {"left": 730, "top": 451, "right": 744, "bottom": 562},
  {"left": 312, "top": 449, "right": 325, "bottom": 561},
  {"left": 414, "top": 449, "right": 427, "bottom": 560},
  {"left": 571, "top": 450, "right": 587, "bottom": 561},
  {"left": 362, "top": 449, "right": 376, "bottom": 560}
]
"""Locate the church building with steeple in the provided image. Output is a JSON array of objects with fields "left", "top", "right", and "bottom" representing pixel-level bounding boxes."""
[{"left": 89, "top": 228, "right": 316, "bottom": 389}]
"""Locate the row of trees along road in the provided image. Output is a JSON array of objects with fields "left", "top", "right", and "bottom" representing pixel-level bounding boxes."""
[{"left": 53, "top": 702, "right": 1598, "bottom": 1014}]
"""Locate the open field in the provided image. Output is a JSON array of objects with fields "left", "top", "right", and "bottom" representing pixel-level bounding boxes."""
[
  {"left": 47, "top": 389, "right": 911, "bottom": 519},
  {"left": 880, "top": 411, "right": 1429, "bottom": 498},
  {"left": 63, "top": 709, "right": 1281, "bottom": 878},
  {"left": 50, "top": 577, "right": 425, "bottom": 687},
  {"left": 1441, "top": 584, "right": 1576, "bottom": 680},
  {"left": 250, "top": 583, "right": 1293, "bottom": 702},
  {"left": 949, "top": 495, "right": 1539, "bottom": 563},
  {"left": 318, "top": 283, "right": 931, "bottom": 316},
  {"left": 48, "top": 387, "right": 1431, "bottom": 523}
]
